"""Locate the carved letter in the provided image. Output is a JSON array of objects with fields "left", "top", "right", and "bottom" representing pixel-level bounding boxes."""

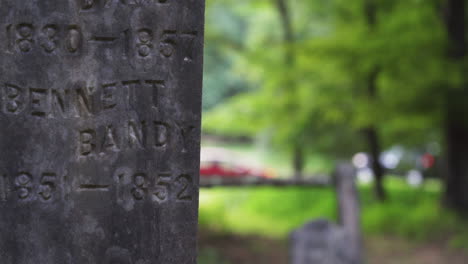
[
  {"left": 51, "top": 89, "right": 69, "bottom": 117},
  {"left": 102, "top": 126, "right": 119, "bottom": 152},
  {"left": 30, "top": 88, "right": 48, "bottom": 117},
  {"left": 122, "top": 80, "right": 141, "bottom": 109},
  {"left": 154, "top": 122, "right": 169, "bottom": 147},
  {"left": 128, "top": 120, "right": 146, "bottom": 148},
  {"left": 178, "top": 124, "right": 195, "bottom": 153},
  {"left": 101, "top": 83, "right": 117, "bottom": 110},
  {"left": 80, "top": 129, "right": 96, "bottom": 156},
  {"left": 145, "top": 80, "right": 165, "bottom": 109},
  {"left": 75, "top": 86, "right": 93, "bottom": 116}
]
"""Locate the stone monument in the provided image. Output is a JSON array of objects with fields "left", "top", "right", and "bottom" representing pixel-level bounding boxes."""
[
  {"left": 0, "top": 1, "right": 204, "bottom": 263},
  {"left": 290, "top": 220, "right": 355, "bottom": 264},
  {"left": 290, "top": 164, "right": 362, "bottom": 264}
]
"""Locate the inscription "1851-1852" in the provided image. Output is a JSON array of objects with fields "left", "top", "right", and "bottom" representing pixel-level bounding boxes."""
[{"left": 0, "top": 169, "right": 194, "bottom": 205}]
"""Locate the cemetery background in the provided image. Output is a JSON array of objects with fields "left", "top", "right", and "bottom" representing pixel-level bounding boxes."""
[{"left": 198, "top": 0, "right": 468, "bottom": 263}]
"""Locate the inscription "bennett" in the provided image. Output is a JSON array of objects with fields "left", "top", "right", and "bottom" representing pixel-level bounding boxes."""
[{"left": 2, "top": 80, "right": 165, "bottom": 118}]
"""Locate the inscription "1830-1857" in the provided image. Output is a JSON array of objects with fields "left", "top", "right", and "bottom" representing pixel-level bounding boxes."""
[
  {"left": 79, "top": 0, "right": 170, "bottom": 9},
  {"left": 6, "top": 23, "right": 198, "bottom": 61}
]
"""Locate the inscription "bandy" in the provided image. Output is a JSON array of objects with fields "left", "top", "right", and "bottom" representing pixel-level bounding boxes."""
[
  {"left": 77, "top": 121, "right": 195, "bottom": 156},
  {"left": 1, "top": 80, "right": 165, "bottom": 118}
]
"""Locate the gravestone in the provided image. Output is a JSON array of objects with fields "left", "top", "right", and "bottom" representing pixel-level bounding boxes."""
[
  {"left": 290, "top": 164, "right": 362, "bottom": 264},
  {"left": 0, "top": 1, "right": 204, "bottom": 263},
  {"left": 290, "top": 220, "right": 354, "bottom": 264}
]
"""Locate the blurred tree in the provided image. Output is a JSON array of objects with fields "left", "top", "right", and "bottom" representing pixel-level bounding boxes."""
[
  {"left": 202, "top": 0, "right": 451, "bottom": 195},
  {"left": 442, "top": 0, "right": 468, "bottom": 213},
  {"left": 203, "top": 1, "right": 251, "bottom": 110},
  {"left": 290, "top": 0, "right": 443, "bottom": 199},
  {"left": 275, "top": 0, "right": 306, "bottom": 179},
  {"left": 362, "top": 0, "right": 386, "bottom": 200}
]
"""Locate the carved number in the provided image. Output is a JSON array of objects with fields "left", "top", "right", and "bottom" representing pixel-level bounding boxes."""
[
  {"left": 66, "top": 27, "right": 82, "bottom": 53},
  {"left": 179, "top": 33, "right": 197, "bottom": 61},
  {"left": 136, "top": 29, "right": 153, "bottom": 57},
  {"left": 40, "top": 25, "right": 58, "bottom": 53},
  {"left": 131, "top": 173, "right": 148, "bottom": 200},
  {"left": 13, "top": 172, "right": 58, "bottom": 201},
  {"left": 15, "top": 173, "right": 32, "bottom": 199},
  {"left": 7, "top": 24, "right": 82, "bottom": 54},
  {"left": 176, "top": 174, "right": 193, "bottom": 201},
  {"left": 118, "top": 170, "right": 193, "bottom": 203},
  {"left": 159, "top": 30, "right": 198, "bottom": 61},
  {"left": 159, "top": 30, "right": 176, "bottom": 58},
  {"left": 153, "top": 173, "right": 170, "bottom": 202},
  {"left": 129, "top": 29, "right": 198, "bottom": 61},
  {"left": 38, "top": 173, "right": 57, "bottom": 201},
  {"left": 17, "top": 24, "right": 34, "bottom": 52}
]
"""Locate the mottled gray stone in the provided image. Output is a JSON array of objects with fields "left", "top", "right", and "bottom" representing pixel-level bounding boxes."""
[
  {"left": 290, "top": 220, "right": 358, "bottom": 264},
  {"left": 0, "top": 1, "right": 204, "bottom": 263}
]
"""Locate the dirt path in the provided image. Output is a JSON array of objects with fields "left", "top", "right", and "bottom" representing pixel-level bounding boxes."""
[{"left": 199, "top": 230, "right": 468, "bottom": 264}]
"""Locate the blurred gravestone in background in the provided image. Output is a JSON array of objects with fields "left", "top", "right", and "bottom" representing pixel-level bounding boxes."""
[
  {"left": 290, "top": 164, "right": 362, "bottom": 264},
  {"left": 290, "top": 220, "right": 354, "bottom": 264},
  {"left": 0, "top": 0, "right": 204, "bottom": 263}
]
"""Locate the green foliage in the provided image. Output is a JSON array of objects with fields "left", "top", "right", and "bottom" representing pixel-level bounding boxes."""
[
  {"left": 202, "top": 0, "right": 455, "bottom": 159},
  {"left": 199, "top": 187, "right": 336, "bottom": 237},
  {"left": 202, "top": 1, "right": 252, "bottom": 110},
  {"left": 199, "top": 178, "right": 468, "bottom": 247}
]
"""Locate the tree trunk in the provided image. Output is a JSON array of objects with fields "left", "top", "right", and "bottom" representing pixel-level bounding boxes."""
[
  {"left": 276, "top": 0, "right": 294, "bottom": 46},
  {"left": 442, "top": 0, "right": 468, "bottom": 213},
  {"left": 444, "top": 91, "right": 468, "bottom": 212},
  {"left": 366, "top": 69, "right": 386, "bottom": 201},
  {"left": 276, "top": 0, "right": 305, "bottom": 178},
  {"left": 363, "top": 0, "right": 386, "bottom": 201},
  {"left": 293, "top": 144, "right": 304, "bottom": 179},
  {"left": 364, "top": 127, "right": 386, "bottom": 201}
]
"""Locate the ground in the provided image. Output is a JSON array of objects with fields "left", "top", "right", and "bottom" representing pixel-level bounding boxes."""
[
  {"left": 198, "top": 230, "right": 468, "bottom": 264},
  {"left": 197, "top": 143, "right": 468, "bottom": 264}
]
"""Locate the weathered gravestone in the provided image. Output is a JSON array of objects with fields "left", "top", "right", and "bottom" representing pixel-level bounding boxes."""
[
  {"left": 0, "top": 1, "right": 204, "bottom": 263},
  {"left": 290, "top": 164, "right": 362, "bottom": 264},
  {"left": 290, "top": 220, "right": 353, "bottom": 264}
]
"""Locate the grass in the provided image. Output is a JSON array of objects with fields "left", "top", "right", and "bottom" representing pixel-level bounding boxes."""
[
  {"left": 199, "top": 177, "right": 468, "bottom": 247},
  {"left": 199, "top": 140, "right": 468, "bottom": 256},
  {"left": 198, "top": 247, "right": 231, "bottom": 264}
]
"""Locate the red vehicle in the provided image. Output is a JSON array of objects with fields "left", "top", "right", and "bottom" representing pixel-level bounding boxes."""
[{"left": 200, "top": 147, "right": 274, "bottom": 179}]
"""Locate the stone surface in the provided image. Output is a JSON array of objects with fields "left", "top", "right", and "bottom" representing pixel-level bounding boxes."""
[
  {"left": 290, "top": 219, "right": 358, "bottom": 264},
  {"left": 0, "top": 1, "right": 204, "bottom": 263}
]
